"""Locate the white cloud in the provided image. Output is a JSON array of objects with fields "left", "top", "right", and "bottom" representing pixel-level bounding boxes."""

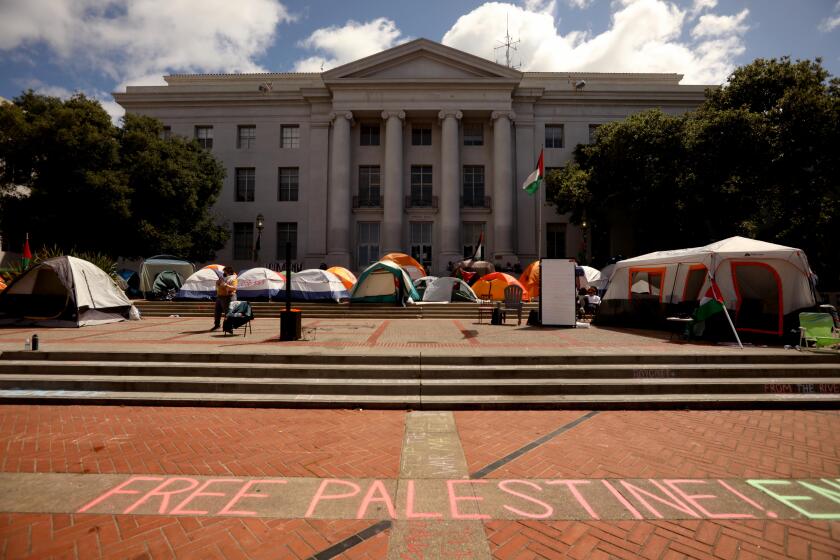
[
  {"left": 564, "top": 0, "right": 594, "bottom": 9},
  {"left": 293, "top": 18, "right": 407, "bottom": 72},
  {"left": 689, "top": 0, "right": 717, "bottom": 17},
  {"left": 0, "top": 0, "right": 294, "bottom": 88},
  {"left": 692, "top": 9, "right": 749, "bottom": 38},
  {"left": 818, "top": 1, "right": 840, "bottom": 32},
  {"left": 442, "top": 0, "right": 750, "bottom": 84}
]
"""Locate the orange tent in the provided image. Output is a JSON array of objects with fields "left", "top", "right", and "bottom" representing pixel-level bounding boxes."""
[
  {"left": 472, "top": 272, "right": 529, "bottom": 301},
  {"left": 381, "top": 253, "right": 426, "bottom": 281},
  {"left": 519, "top": 261, "right": 540, "bottom": 299},
  {"left": 327, "top": 266, "right": 357, "bottom": 291},
  {"left": 202, "top": 264, "right": 225, "bottom": 272},
  {"left": 0, "top": 279, "right": 6, "bottom": 292}
]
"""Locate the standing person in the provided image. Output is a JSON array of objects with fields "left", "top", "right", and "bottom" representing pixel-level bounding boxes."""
[{"left": 212, "top": 266, "right": 238, "bottom": 331}]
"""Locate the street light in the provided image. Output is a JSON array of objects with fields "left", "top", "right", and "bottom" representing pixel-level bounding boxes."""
[{"left": 254, "top": 213, "right": 265, "bottom": 262}]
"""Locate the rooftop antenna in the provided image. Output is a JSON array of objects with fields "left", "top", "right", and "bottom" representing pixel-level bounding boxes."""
[{"left": 494, "top": 14, "right": 521, "bottom": 69}]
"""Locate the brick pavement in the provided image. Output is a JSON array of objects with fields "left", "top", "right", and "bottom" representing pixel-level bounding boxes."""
[{"left": 0, "top": 406, "right": 838, "bottom": 559}]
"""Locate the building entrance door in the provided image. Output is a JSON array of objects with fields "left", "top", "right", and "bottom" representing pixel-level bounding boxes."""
[{"left": 410, "top": 222, "right": 433, "bottom": 273}]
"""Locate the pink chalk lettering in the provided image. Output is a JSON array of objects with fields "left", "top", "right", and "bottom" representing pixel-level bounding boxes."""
[
  {"left": 217, "top": 480, "right": 287, "bottom": 516},
  {"left": 618, "top": 480, "right": 699, "bottom": 519},
  {"left": 305, "top": 479, "right": 361, "bottom": 518},
  {"left": 447, "top": 480, "right": 490, "bottom": 520},
  {"left": 664, "top": 479, "right": 754, "bottom": 519},
  {"left": 601, "top": 480, "right": 642, "bottom": 519},
  {"left": 717, "top": 479, "right": 765, "bottom": 512},
  {"left": 498, "top": 480, "right": 554, "bottom": 519},
  {"left": 124, "top": 477, "right": 200, "bottom": 515},
  {"left": 405, "top": 480, "right": 442, "bottom": 519},
  {"left": 546, "top": 479, "right": 599, "bottom": 520},
  {"left": 170, "top": 478, "right": 244, "bottom": 516},
  {"left": 77, "top": 476, "right": 163, "bottom": 513},
  {"left": 356, "top": 480, "right": 397, "bottom": 519}
]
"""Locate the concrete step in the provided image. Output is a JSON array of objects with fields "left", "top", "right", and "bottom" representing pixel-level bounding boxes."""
[
  {"left": 3, "top": 350, "right": 839, "bottom": 366},
  {"left": 0, "top": 361, "right": 837, "bottom": 380},
  {"left": 0, "top": 388, "right": 835, "bottom": 408}
]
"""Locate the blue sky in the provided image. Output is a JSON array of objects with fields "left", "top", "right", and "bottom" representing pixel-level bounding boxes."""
[{"left": 1, "top": 0, "right": 838, "bottom": 121}]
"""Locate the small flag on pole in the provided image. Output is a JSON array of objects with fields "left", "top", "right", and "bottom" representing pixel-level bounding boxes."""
[
  {"left": 695, "top": 278, "right": 725, "bottom": 322},
  {"left": 522, "top": 149, "right": 544, "bottom": 195},
  {"left": 21, "top": 234, "right": 32, "bottom": 269}
]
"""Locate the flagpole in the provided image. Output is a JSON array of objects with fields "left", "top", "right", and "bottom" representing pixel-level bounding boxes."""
[{"left": 537, "top": 145, "right": 543, "bottom": 260}]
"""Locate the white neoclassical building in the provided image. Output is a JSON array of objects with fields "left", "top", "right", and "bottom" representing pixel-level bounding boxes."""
[{"left": 115, "top": 39, "right": 709, "bottom": 274}]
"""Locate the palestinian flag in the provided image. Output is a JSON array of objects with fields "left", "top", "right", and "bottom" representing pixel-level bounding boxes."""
[
  {"left": 695, "top": 278, "right": 725, "bottom": 322},
  {"left": 21, "top": 235, "right": 32, "bottom": 269},
  {"left": 522, "top": 150, "right": 544, "bottom": 195}
]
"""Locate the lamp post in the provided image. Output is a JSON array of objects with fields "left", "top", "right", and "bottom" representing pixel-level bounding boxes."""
[
  {"left": 579, "top": 216, "right": 588, "bottom": 265},
  {"left": 254, "top": 213, "right": 265, "bottom": 262}
]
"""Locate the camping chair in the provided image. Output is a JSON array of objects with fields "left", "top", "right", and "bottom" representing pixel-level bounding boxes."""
[
  {"left": 477, "top": 299, "right": 494, "bottom": 324},
  {"left": 799, "top": 312, "right": 840, "bottom": 348},
  {"left": 502, "top": 285, "right": 524, "bottom": 325},
  {"left": 223, "top": 301, "right": 254, "bottom": 337}
]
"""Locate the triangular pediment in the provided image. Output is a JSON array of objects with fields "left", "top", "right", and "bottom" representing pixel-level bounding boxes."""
[{"left": 323, "top": 38, "right": 522, "bottom": 82}]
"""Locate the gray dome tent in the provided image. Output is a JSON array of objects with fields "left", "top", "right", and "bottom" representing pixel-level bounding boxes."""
[{"left": 0, "top": 256, "right": 134, "bottom": 327}]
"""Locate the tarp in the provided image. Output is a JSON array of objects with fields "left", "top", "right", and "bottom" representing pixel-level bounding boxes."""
[
  {"left": 0, "top": 256, "right": 134, "bottom": 327},
  {"left": 283, "top": 269, "right": 349, "bottom": 302},
  {"left": 421, "top": 277, "right": 478, "bottom": 303},
  {"left": 327, "top": 266, "right": 357, "bottom": 291},
  {"left": 177, "top": 268, "right": 222, "bottom": 300},
  {"left": 381, "top": 253, "right": 426, "bottom": 281},
  {"left": 519, "top": 261, "right": 540, "bottom": 299},
  {"left": 596, "top": 236, "right": 817, "bottom": 336},
  {"left": 151, "top": 270, "right": 183, "bottom": 300},
  {"left": 472, "top": 272, "right": 530, "bottom": 302},
  {"left": 351, "top": 260, "right": 420, "bottom": 303},
  {"left": 140, "top": 255, "right": 194, "bottom": 296},
  {"left": 413, "top": 276, "right": 437, "bottom": 298},
  {"left": 237, "top": 267, "right": 285, "bottom": 300}
]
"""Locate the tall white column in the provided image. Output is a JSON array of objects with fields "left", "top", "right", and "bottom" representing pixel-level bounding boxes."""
[
  {"left": 382, "top": 110, "right": 405, "bottom": 254},
  {"left": 492, "top": 110, "right": 517, "bottom": 263},
  {"left": 327, "top": 111, "right": 353, "bottom": 267},
  {"left": 438, "top": 109, "right": 462, "bottom": 272}
]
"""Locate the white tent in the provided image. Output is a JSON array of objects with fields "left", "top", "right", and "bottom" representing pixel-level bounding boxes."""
[
  {"left": 285, "top": 269, "right": 349, "bottom": 302},
  {"left": 237, "top": 268, "right": 285, "bottom": 300},
  {"left": 597, "top": 236, "right": 817, "bottom": 336},
  {"left": 580, "top": 266, "right": 601, "bottom": 287},
  {"left": 177, "top": 268, "right": 222, "bottom": 300},
  {"left": 421, "top": 277, "right": 479, "bottom": 303},
  {"left": 0, "top": 256, "right": 136, "bottom": 327}
]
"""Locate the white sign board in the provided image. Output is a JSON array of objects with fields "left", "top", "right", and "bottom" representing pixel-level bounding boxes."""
[{"left": 540, "top": 259, "right": 577, "bottom": 326}]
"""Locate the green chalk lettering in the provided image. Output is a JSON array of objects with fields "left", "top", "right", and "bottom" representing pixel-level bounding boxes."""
[{"left": 746, "top": 479, "right": 840, "bottom": 520}]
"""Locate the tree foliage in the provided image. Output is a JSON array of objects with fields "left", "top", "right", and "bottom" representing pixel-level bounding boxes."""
[
  {"left": 0, "top": 92, "right": 228, "bottom": 262},
  {"left": 545, "top": 57, "right": 840, "bottom": 288}
]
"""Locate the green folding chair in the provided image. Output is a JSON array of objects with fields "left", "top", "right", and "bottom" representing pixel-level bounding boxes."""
[{"left": 799, "top": 312, "right": 840, "bottom": 348}]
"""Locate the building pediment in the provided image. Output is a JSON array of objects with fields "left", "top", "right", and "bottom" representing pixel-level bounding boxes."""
[{"left": 323, "top": 38, "right": 522, "bottom": 84}]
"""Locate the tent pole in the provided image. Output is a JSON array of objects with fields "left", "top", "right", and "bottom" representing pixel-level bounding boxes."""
[{"left": 707, "top": 267, "right": 743, "bottom": 349}]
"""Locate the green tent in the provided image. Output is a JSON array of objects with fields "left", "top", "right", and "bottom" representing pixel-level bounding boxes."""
[{"left": 351, "top": 260, "right": 420, "bottom": 303}]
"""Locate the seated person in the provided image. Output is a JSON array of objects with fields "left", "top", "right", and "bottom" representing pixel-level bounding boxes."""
[{"left": 585, "top": 287, "right": 601, "bottom": 314}]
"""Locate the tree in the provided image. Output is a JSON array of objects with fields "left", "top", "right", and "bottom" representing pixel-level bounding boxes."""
[
  {"left": 0, "top": 92, "right": 229, "bottom": 262},
  {"left": 118, "top": 114, "right": 228, "bottom": 261},
  {"left": 546, "top": 57, "right": 840, "bottom": 288}
]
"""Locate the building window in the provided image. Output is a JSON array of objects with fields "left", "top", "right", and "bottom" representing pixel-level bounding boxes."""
[
  {"left": 410, "top": 222, "right": 433, "bottom": 272},
  {"left": 588, "top": 124, "right": 601, "bottom": 144},
  {"left": 358, "top": 166, "right": 381, "bottom": 207},
  {"left": 546, "top": 223, "right": 566, "bottom": 259},
  {"left": 545, "top": 124, "right": 564, "bottom": 149},
  {"left": 276, "top": 222, "right": 298, "bottom": 261},
  {"left": 237, "top": 125, "right": 256, "bottom": 149},
  {"left": 360, "top": 124, "right": 380, "bottom": 146},
  {"left": 235, "top": 168, "right": 255, "bottom": 202},
  {"left": 278, "top": 167, "right": 299, "bottom": 201},
  {"left": 463, "top": 123, "right": 483, "bottom": 146},
  {"left": 195, "top": 126, "right": 213, "bottom": 149},
  {"left": 161, "top": 126, "right": 172, "bottom": 140},
  {"left": 281, "top": 125, "right": 300, "bottom": 148},
  {"left": 462, "top": 222, "right": 485, "bottom": 259},
  {"left": 412, "top": 126, "right": 432, "bottom": 146},
  {"left": 233, "top": 223, "right": 254, "bottom": 260},
  {"left": 462, "top": 165, "right": 485, "bottom": 207},
  {"left": 410, "top": 165, "right": 433, "bottom": 207},
  {"left": 357, "top": 222, "right": 380, "bottom": 269}
]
